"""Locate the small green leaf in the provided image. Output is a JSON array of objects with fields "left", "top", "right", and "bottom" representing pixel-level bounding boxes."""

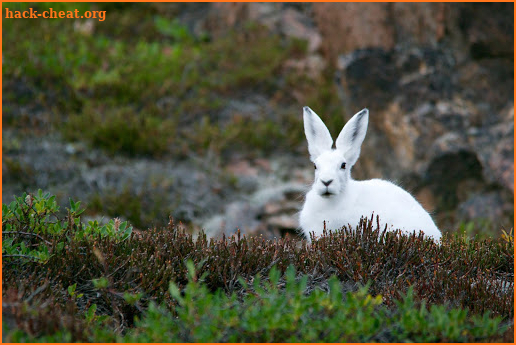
[
  {"left": 268, "top": 266, "right": 280, "bottom": 288},
  {"left": 237, "top": 277, "right": 248, "bottom": 290},
  {"left": 169, "top": 282, "right": 184, "bottom": 304},
  {"left": 86, "top": 304, "right": 97, "bottom": 322},
  {"left": 68, "top": 283, "right": 77, "bottom": 296},
  {"left": 123, "top": 292, "right": 143, "bottom": 305},
  {"left": 69, "top": 198, "right": 76, "bottom": 212},
  {"left": 92, "top": 277, "right": 109, "bottom": 289},
  {"left": 186, "top": 260, "right": 196, "bottom": 281}
]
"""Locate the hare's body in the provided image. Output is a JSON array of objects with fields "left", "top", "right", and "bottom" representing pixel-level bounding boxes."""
[
  {"left": 299, "top": 106, "right": 441, "bottom": 241},
  {"left": 300, "top": 178, "right": 441, "bottom": 239}
]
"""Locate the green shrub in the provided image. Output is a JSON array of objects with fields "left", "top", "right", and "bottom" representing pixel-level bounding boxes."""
[
  {"left": 3, "top": 3, "right": 343, "bottom": 158},
  {"left": 5, "top": 264, "right": 509, "bottom": 342},
  {"left": 2, "top": 190, "right": 132, "bottom": 265},
  {"left": 65, "top": 104, "right": 176, "bottom": 157},
  {"left": 119, "top": 266, "right": 507, "bottom": 343},
  {"left": 2, "top": 191, "right": 513, "bottom": 342}
]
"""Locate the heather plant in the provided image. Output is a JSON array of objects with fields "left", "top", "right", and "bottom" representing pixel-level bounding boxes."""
[
  {"left": 2, "top": 190, "right": 514, "bottom": 342},
  {"left": 4, "top": 264, "right": 509, "bottom": 342},
  {"left": 116, "top": 265, "right": 506, "bottom": 343}
]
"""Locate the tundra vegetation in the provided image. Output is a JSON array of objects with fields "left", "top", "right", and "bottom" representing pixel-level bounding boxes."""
[
  {"left": 2, "top": 190, "right": 514, "bottom": 342},
  {"left": 4, "top": 2, "right": 334, "bottom": 158},
  {"left": 4, "top": 3, "right": 512, "bottom": 234},
  {"left": 3, "top": 2, "right": 343, "bottom": 231}
]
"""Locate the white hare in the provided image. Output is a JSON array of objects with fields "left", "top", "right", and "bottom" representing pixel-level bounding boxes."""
[{"left": 299, "top": 106, "right": 442, "bottom": 241}]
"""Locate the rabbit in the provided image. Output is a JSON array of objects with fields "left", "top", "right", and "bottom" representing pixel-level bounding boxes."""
[{"left": 299, "top": 106, "right": 442, "bottom": 242}]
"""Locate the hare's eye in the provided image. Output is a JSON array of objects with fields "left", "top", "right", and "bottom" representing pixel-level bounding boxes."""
[
  {"left": 341, "top": 162, "right": 346, "bottom": 169},
  {"left": 314, "top": 164, "right": 317, "bottom": 170}
]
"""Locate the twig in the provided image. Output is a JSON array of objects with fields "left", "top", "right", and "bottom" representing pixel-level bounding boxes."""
[
  {"left": 25, "top": 282, "right": 50, "bottom": 303},
  {"left": 3, "top": 231, "right": 52, "bottom": 245},
  {"left": 106, "top": 258, "right": 131, "bottom": 278},
  {"left": 2, "top": 254, "right": 41, "bottom": 262}
]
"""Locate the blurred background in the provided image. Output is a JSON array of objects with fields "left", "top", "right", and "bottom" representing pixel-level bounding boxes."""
[{"left": 3, "top": 2, "right": 514, "bottom": 239}]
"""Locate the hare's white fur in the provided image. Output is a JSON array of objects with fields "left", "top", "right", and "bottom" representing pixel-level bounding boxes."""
[{"left": 299, "top": 106, "right": 441, "bottom": 241}]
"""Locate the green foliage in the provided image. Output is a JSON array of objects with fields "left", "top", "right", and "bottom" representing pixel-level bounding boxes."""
[
  {"left": 391, "top": 288, "right": 505, "bottom": 342},
  {"left": 2, "top": 190, "right": 132, "bottom": 265},
  {"left": 67, "top": 283, "right": 83, "bottom": 299},
  {"left": 7, "top": 264, "right": 508, "bottom": 342},
  {"left": 2, "top": 191, "right": 513, "bottom": 342},
  {"left": 85, "top": 304, "right": 98, "bottom": 324},
  {"left": 124, "top": 267, "right": 379, "bottom": 342},
  {"left": 3, "top": 190, "right": 60, "bottom": 263},
  {"left": 154, "top": 16, "right": 194, "bottom": 42},
  {"left": 92, "top": 277, "right": 109, "bottom": 289},
  {"left": 187, "top": 115, "right": 289, "bottom": 156},
  {"left": 87, "top": 186, "right": 172, "bottom": 229},
  {"left": 501, "top": 227, "right": 513, "bottom": 244},
  {"left": 3, "top": 3, "right": 337, "bottom": 159},
  {"left": 2, "top": 156, "right": 35, "bottom": 187},
  {"left": 65, "top": 105, "right": 176, "bottom": 157},
  {"left": 456, "top": 218, "right": 508, "bottom": 240},
  {"left": 119, "top": 266, "right": 506, "bottom": 343}
]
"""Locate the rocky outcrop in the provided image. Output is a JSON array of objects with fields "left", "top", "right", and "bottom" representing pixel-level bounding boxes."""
[
  {"left": 335, "top": 45, "right": 513, "bottom": 229},
  {"left": 201, "top": 155, "right": 310, "bottom": 239},
  {"left": 201, "top": 182, "right": 306, "bottom": 239},
  {"left": 313, "top": 3, "right": 513, "bottom": 62},
  {"left": 238, "top": 2, "right": 514, "bottom": 231},
  {"left": 2, "top": 130, "right": 237, "bottom": 229}
]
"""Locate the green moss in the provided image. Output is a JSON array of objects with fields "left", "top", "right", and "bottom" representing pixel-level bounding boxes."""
[
  {"left": 186, "top": 115, "right": 287, "bottom": 156},
  {"left": 2, "top": 157, "right": 35, "bottom": 187},
  {"left": 64, "top": 104, "right": 176, "bottom": 157},
  {"left": 88, "top": 189, "right": 143, "bottom": 228},
  {"left": 223, "top": 116, "right": 286, "bottom": 152},
  {"left": 4, "top": 3, "right": 343, "bottom": 158},
  {"left": 87, "top": 186, "right": 175, "bottom": 229}
]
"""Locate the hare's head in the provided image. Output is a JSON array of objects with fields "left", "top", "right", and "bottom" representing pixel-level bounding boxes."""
[{"left": 303, "top": 106, "right": 368, "bottom": 198}]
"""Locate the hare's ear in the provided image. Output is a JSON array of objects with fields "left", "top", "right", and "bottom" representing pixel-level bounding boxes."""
[
  {"left": 303, "top": 106, "right": 333, "bottom": 161},
  {"left": 335, "top": 108, "right": 369, "bottom": 166}
]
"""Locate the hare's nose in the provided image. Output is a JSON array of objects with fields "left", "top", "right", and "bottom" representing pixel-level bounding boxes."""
[{"left": 322, "top": 179, "right": 333, "bottom": 187}]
